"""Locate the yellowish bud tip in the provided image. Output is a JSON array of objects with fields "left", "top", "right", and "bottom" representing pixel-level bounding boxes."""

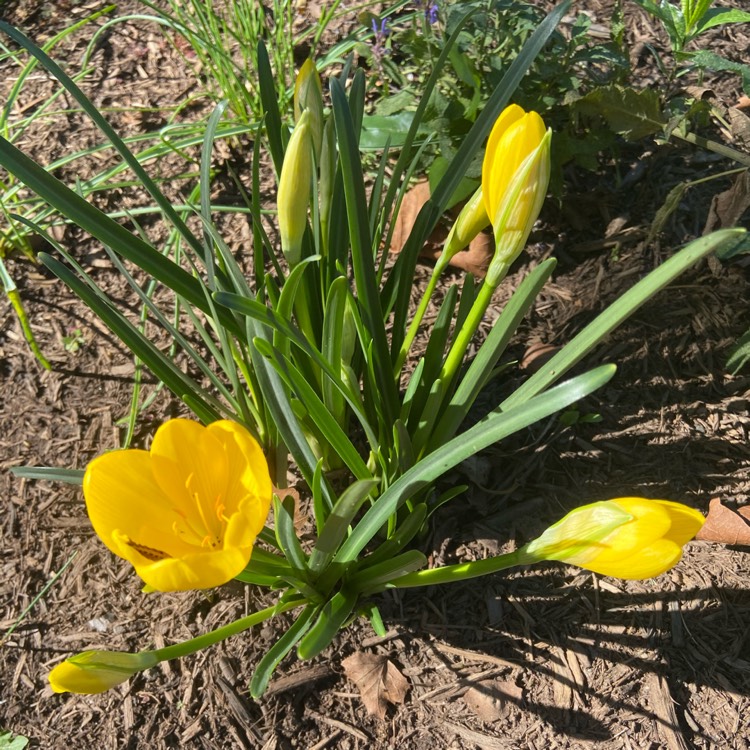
[{"left": 294, "top": 59, "right": 324, "bottom": 158}]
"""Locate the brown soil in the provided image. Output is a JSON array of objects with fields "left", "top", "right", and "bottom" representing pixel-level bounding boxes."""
[{"left": 1, "top": 1, "right": 749, "bottom": 748}]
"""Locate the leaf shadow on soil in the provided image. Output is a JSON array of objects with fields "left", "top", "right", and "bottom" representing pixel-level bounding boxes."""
[{"left": 386, "top": 575, "right": 750, "bottom": 742}]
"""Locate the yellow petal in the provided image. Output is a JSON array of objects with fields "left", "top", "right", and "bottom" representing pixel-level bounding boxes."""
[
  {"left": 524, "top": 497, "right": 704, "bottom": 581},
  {"left": 84, "top": 450, "right": 195, "bottom": 559},
  {"left": 83, "top": 419, "right": 272, "bottom": 592},
  {"left": 207, "top": 420, "right": 272, "bottom": 528},
  {"left": 483, "top": 108, "right": 546, "bottom": 221},
  {"left": 150, "top": 418, "right": 229, "bottom": 518},
  {"left": 583, "top": 539, "right": 683, "bottom": 580},
  {"left": 121, "top": 545, "right": 250, "bottom": 591},
  {"left": 655, "top": 500, "right": 705, "bottom": 545}
]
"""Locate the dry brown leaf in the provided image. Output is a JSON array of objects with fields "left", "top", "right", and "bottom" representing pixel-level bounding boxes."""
[
  {"left": 703, "top": 170, "right": 750, "bottom": 234},
  {"left": 462, "top": 679, "right": 522, "bottom": 723},
  {"left": 341, "top": 652, "right": 409, "bottom": 719},
  {"left": 388, "top": 181, "right": 493, "bottom": 276},
  {"left": 727, "top": 108, "right": 750, "bottom": 149},
  {"left": 389, "top": 181, "right": 434, "bottom": 255},
  {"left": 737, "top": 95, "right": 750, "bottom": 110},
  {"left": 420, "top": 232, "right": 494, "bottom": 277},
  {"left": 695, "top": 498, "right": 750, "bottom": 545},
  {"left": 738, "top": 506, "right": 750, "bottom": 522},
  {"left": 273, "top": 485, "right": 306, "bottom": 534}
]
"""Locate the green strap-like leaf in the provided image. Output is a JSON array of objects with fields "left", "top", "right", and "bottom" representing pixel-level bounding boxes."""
[
  {"left": 330, "top": 77, "right": 399, "bottom": 426},
  {"left": 296, "top": 589, "right": 358, "bottom": 660},
  {"left": 249, "top": 604, "right": 318, "bottom": 698},
  {"left": 430, "top": 258, "right": 557, "bottom": 448},
  {"left": 501, "top": 229, "right": 746, "bottom": 411},
  {"left": 334, "top": 364, "right": 616, "bottom": 566}
]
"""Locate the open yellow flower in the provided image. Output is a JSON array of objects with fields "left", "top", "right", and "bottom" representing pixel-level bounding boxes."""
[
  {"left": 521, "top": 498, "right": 705, "bottom": 579},
  {"left": 84, "top": 419, "right": 272, "bottom": 592},
  {"left": 482, "top": 103, "right": 551, "bottom": 285},
  {"left": 49, "top": 650, "right": 159, "bottom": 695}
]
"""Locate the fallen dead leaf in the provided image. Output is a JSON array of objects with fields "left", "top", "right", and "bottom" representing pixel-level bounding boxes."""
[
  {"left": 273, "top": 485, "right": 306, "bottom": 534},
  {"left": 342, "top": 652, "right": 409, "bottom": 719},
  {"left": 703, "top": 170, "right": 750, "bottom": 234},
  {"left": 389, "top": 180, "right": 437, "bottom": 255},
  {"left": 462, "top": 679, "right": 522, "bottom": 723},
  {"left": 389, "top": 180, "right": 494, "bottom": 276},
  {"left": 695, "top": 498, "right": 750, "bottom": 545},
  {"left": 419, "top": 231, "right": 494, "bottom": 277}
]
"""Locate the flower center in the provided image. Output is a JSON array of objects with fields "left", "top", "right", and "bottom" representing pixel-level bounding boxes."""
[{"left": 170, "top": 473, "right": 229, "bottom": 550}]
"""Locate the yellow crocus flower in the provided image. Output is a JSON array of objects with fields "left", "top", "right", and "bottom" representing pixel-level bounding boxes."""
[
  {"left": 522, "top": 497, "right": 705, "bottom": 579},
  {"left": 482, "top": 104, "right": 551, "bottom": 285},
  {"left": 49, "top": 650, "right": 158, "bottom": 694},
  {"left": 83, "top": 419, "right": 272, "bottom": 592}
]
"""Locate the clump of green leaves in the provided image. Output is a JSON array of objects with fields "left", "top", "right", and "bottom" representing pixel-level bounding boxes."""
[{"left": 633, "top": 0, "right": 750, "bottom": 90}]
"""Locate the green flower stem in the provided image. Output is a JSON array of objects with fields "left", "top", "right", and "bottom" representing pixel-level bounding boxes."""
[
  {"left": 395, "top": 254, "right": 452, "bottom": 376},
  {"left": 387, "top": 547, "right": 538, "bottom": 589},
  {"left": 438, "top": 278, "right": 498, "bottom": 389},
  {"left": 151, "top": 597, "right": 305, "bottom": 663}
]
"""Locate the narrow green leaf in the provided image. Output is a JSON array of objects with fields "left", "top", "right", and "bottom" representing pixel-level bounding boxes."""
[
  {"left": 431, "top": 258, "right": 557, "bottom": 447},
  {"left": 10, "top": 466, "right": 84, "bottom": 484},
  {"left": 335, "top": 364, "right": 616, "bottom": 565},
  {"left": 257, "top": 41, "right": 286, "bottom": 175},
  {"left": 296, "top": 589, "right": 357, "bottom": 660},
  {"left": 40, "top": 253, "right": 221, "bottom": 421},
  {"left": 274, "top": 495, "right": 309, "bottom": 574},
  {"left": 348, "top": 549, "right": 428, "bottom": 594},
  {"left": 363, "top": 503, "right": 428, "bottom": 567},
  {"left": 250, "top": 604, "right": 317, "bottom": 698},
  {"left": 0, "top": 137, "right": 239, "bottom": 335},
  {"left": 501, "top": 229, "right": 745, "bottom": 411},
  {"left": 330, "top": 77, "right": 398, "bottom": 425},
  {"left": 254, "top": 340, "right": 372, "bottom": 480},
  {"left": 308, "top": 479, "right": 378, "bottom": 574}
]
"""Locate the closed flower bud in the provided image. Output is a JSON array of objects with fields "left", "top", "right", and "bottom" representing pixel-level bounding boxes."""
[
  {"left": 278, "top": 110, "right": 314, "bottom": 266},
  {"left": 520, "top": 497, "right": 705, "bottom": 580},
  {"left": 482, "top": 104, "right": 551, "bottom": 286},
  {"left": 49, "top": 650, "right": 159, "bottom": 694},
  {"left": 294, "top": 59, "right": 324, "bottom": 159},
  {"left": 442, "top": 186, "right": 490, "bottom": 260}
]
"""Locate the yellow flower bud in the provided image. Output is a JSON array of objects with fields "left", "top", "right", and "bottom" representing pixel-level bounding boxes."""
[
  {"left": 522, "top": 498, "right": 705, "bottom": 580},
  {"left": 49, "top": 650, "right": 159, "bottom": 694},
  {"left": 278, "top": 110, "right": 314, "bottom": 266},
  {"left": 294, "top": 59, "right": 324, "bottom": 159},
  {"left": 482, "top": 104, "right": 551, "bottom": 286},
  {"left": 442, "top": 185, "right": 490, "bottom": 260}
]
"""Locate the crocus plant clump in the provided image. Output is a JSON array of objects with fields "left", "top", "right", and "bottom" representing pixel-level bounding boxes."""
[
  {"left": 7, "top": 7, "right": 733, "bottom": 702},
  {"left": 45, "top": 92, "right": 710, "bottom": 695}
]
